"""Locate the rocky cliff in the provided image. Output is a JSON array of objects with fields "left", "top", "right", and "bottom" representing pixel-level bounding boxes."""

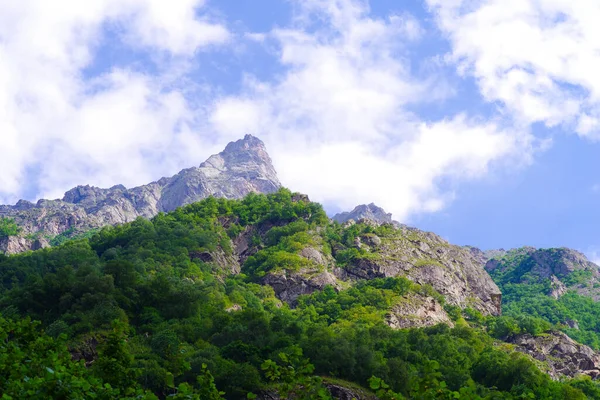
[
  {"left": 0, "top": 135, "right": 280, "bottom": 254},
  {"left": 218, "top": 208, "right": 502, "bottom": 317},
  {"left": 334, "top": 223, "right": 502, "bottom": 316}
]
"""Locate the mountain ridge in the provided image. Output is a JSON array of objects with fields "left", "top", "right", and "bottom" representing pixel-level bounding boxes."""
[{"left": 0, "top": 134, "right": 281, "bottom": 253}]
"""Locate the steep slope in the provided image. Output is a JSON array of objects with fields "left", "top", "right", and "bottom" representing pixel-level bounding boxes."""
[
  {"left": 1, "top": 191, "right": 599, "bottom": 398},
  {"left": 330, "top": 205, "right": 502, "bottom": 315},
  {"left": 0, "top": 135, "right": 280, "bottom": 253},
  {"left": 333, "top": 223, "right": 502, "bottom": 316},
  {"left": 485, "top": 247, "right": 600, "bottom": 300},
  {"left": 228, "top": 202, "right": 502, "bottom": 316}
]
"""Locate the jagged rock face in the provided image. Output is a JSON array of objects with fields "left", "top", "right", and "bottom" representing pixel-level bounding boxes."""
[
  {"left": 0, "top": 236, "right": 49, "bottom": 254},
  {"left": 485, "top": 247, "right": 600, "bottom": 300},
  {"left": 333, "top": 203, "right": 395, "bottom": 225},
  {"left": 509, "top": 331, "right": 600, "bottom": 380},
  {"left": 386, "top": 293, "right": 454, "bottom": 329},
  {"left": 262, "top": 237, "right": 342, "bottom": 305},
  {"left": 336, "top": 226, "right": 502, "bottom": 316},
  {"left": 262, "top": 269, "right": 340, "bottom": 305},
  {"left": 549, "top": 275, "right": 568, "bottom": 299},
  {"left": 466, "top": 246, "right": 507, "bottom": 266},
  {"left": 0, "top": 135, "right": 281, "bottom": 254},
  {"left": 189, "top": 248, "right": 241, "bottom": 275}
]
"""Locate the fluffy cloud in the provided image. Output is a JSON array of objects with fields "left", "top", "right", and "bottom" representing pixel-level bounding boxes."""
[
  {"left": 427, "top": 0, "right": 600, "bottom": 138},
  {"left": 0, "top": 0, "right": 535, "bottom": 221},
  {"left": 210, "top": 0, "right": 532, "bottom": 220},
  {"left": 0, "top": 0, "right": 228, "bottom": 202}
]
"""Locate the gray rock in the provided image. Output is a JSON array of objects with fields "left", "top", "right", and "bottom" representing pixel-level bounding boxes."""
[
  {"left": 336, "top": 226, "right": 502, "bottom": 316},
  {"left": 361, "top": 233, "right": 382, "bottom": 248},
  {"left": 300, "top": 247, "right": 326, "bottom": 265},
  {"left": 0, "top": 236, "right": 49, "bottom": 254},
  {"left": 565, "top": 319, "right": 580, "bottom": 330},
  {"left": 333, "top": 203, "right": 396, "bottom": 225},
  {"left": 549, "top": 275, "right": 568, "bottom": 299},
  {"left": 0, "top": 135, "right": 281, "bottom": 254},
  {"left": 262, "top": 269, "right": 340, "bottom": 306},
  {"left": 386, "top": 293, "right": 454, "bottom": 329},
  {"left": 509, "top": 331, "right": 600, "bottom": 380}
]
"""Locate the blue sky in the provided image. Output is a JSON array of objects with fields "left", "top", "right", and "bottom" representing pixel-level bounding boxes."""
[{"left": 1, "top": 0, "right": 600, "bottom": 258}]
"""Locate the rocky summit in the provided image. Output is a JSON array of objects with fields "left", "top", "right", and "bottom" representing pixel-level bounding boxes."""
[
  {"left": 0, "top": 135, "right": 280, "bottom": 253},
  {"left": 333, "top": 203, "right": 398, "bottom": 226}
]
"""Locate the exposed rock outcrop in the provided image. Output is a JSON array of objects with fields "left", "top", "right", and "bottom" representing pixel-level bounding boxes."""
[
  {"left": 333, "top": 203, "right": 397, "bottom": 226},
  {"left": 0, "top": 235, "right": 49, "bottom": 254},
  {"left": 508, "top": 331, "right": 600, "bottom": 380},
  {"left": 0, "top": 135, "right": 281, "bottom": 254},
  {"left": 386, "top": 293, "right": 453, "bottom": 329},
  {"left": 549, "top": 275, "right": 568, "bottom": 299},
  {"left": 189, "top": 246, "right": 241, "bottom": 275},
  {"left": 262, "top": 269, "right": 340, "bottom": 305},
  {"left": 336, "top": 226, "right": 502, "bottom": 316}
]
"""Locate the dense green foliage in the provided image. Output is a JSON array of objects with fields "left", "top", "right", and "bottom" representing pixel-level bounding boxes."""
[
  {"left": 0, "top": 190, "right": 598, "bottom": 399},
  {"left": 49, "top": 227, "right": 101, "bottom": 247},
  {"left": 0, "top": 217, "right": 21, "bottom": 237}
]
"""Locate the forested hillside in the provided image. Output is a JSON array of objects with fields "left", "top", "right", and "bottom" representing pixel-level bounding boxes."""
[
  {"left": 486, "top": 248, "right": 600, "bottom": 351},
  {"left": 1, "top": 189, "right": 600, "bottom": 399}
]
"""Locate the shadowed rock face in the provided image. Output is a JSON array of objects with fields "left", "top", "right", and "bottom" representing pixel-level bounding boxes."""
[{"left": 0, "top": 135, "right": 281, "bottom": 254}]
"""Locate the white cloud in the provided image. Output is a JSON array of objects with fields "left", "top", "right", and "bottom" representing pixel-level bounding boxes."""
[
  {"left": 121, "top": 0, "right": 230, "bottom": 53},
  {"left": 427, "top": 0, "right": 600, "bottom": 138},
  {"left": 585, "top": 247, "right": 600, "bottom": 265},
  {"left": 210, "top": 0, "right": 534, "bottom": 221},
  {"left": 0, "top": 0, "right": 229, "bottom": 202},
  {"left": 0, "top": 0, "right": 537, "bottom": 222}
]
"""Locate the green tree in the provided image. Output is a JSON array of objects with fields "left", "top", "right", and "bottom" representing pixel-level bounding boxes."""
[
  {"left": 0, "top": 217, "right": 21, "bottom": 238},
  {"left": 94, "top": 320, "right": 137, "bottom": 393}
]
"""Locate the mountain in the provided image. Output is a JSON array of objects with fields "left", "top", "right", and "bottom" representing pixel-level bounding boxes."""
[
  {"left": 3, "top": 137, "right": 600, "bottom": 398},
  {"left": 332, "top": 203, "right": 398, "bottom": 226},
  {"left": 1, "top": 190, "right": 598, "bottom": 399},
  {"left": 484, "top": 247, "right": 600, "bottom": 300},
  {"left": 0, "top": 134, "right": 280, "bottom": 253}
]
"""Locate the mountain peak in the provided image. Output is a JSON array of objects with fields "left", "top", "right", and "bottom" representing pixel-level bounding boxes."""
[
  {"left": 1, "top": 135, "right": 281, "bottom": 254},
  {"left": 198, "top": 136, "right": 280, "bottom": 188},
  {"left": 219, "top": 134, "right": 266, "bottom": 155},
  {"left": 332, "top": 203, "right": 395, "bottom": 225}
]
